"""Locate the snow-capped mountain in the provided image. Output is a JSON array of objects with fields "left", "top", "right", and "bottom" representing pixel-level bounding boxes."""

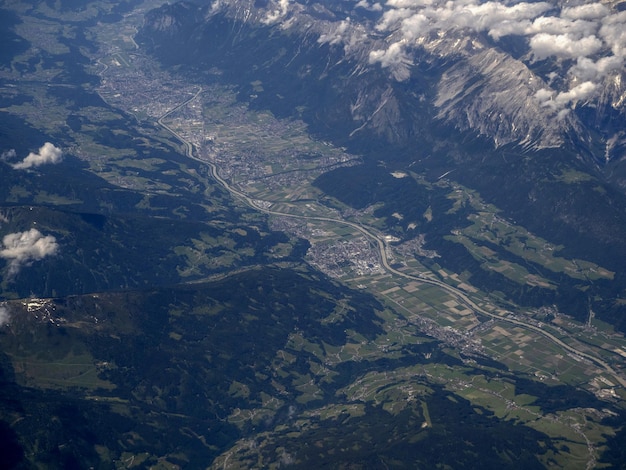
[{"left": 140, "top": 0, "right": 626, "bottom": 160}]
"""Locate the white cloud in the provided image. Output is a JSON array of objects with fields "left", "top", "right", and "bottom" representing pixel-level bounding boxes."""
[
  {"left": 1, "top": 149, "right": 16, "bottom": 161},
  {"left": 364, "top": 0, "right": 625, "bottom": 112},
  {"left": 376, "top": 1, "right": 552, "bottom": 36},
  {"left": 318, "top": 19, "right": 369, "bottom": 55},
  {"left": 534, "top": 88, "right": 554, "bottom": 104},
  {"left": 562, "top": 4, "right": 609, "bottom": 21},
  {"left": 0, "top": 306, "right": 10, "bottom": 326},
  {"left": 356, "top": 0, "right": 383, "bottom": 11},
  {"left": 376, "top": 7, "right": 414, "bottom": 31},
  {"left": 369, "top": 41, "right": 412, "bottom": 80},
  {"left": 12, "top": 142, "right": 63, "bottom": 170},
  {"left": 554, "top": 80, "right": 598, "bottom": 107},
  {"left": 400, "top": 13, "right": 429, "bottom": 40},
  {"left": 370, "top": 41, "right": 404, "bottom": 66},
  {"left": 458, "top": 1, "right": 553, "bottom": 32},
  {"left": 0, "top": 228, "right": 59, "bottom": 277},
  {"left": 488, "top": 19, "right": 532, "bottom": 40},
  {"left": 571, "top": 55, "right": 624, "bottom": 82},
  {"left": 530, "top": 33, "right": 603, "bottom": 60},
  {"left": 387, "top": 0, "right": 433, "bottom": 6},
  {"left": 536, "top": 81, "right": 598, "bottom": 110},
  {"left": 262, "top": 0, "right": 292, "bottom": 25},
  {"left": 318, "top": 19, "right": 351, "bottom": 46},
  {"left": 370, "top": 0, "right": 554, "bottom": 79},
  {"left": 599, "top": 12, "right": 626, "bottom": 57},
  {"left": 526, "top": 16, "right": 598, "bottom": 38}
]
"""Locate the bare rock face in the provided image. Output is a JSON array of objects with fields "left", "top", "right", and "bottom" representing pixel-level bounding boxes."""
[{"left": 434, "top": 47, "right": 569, "bottom": 149}]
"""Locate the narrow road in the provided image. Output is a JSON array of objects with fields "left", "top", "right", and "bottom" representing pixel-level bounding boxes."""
[{"left": 157, "top": 92, "right": 626, "bottom": 390}]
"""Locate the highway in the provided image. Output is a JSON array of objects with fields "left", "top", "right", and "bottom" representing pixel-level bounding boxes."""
[{"left": 157, "top": 91, "right": 626, "bottom": 390}]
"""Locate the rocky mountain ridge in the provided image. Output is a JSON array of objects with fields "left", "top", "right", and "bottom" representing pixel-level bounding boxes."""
[{"left": 140, "top": 0, "right": 626, "bottom": 162}]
